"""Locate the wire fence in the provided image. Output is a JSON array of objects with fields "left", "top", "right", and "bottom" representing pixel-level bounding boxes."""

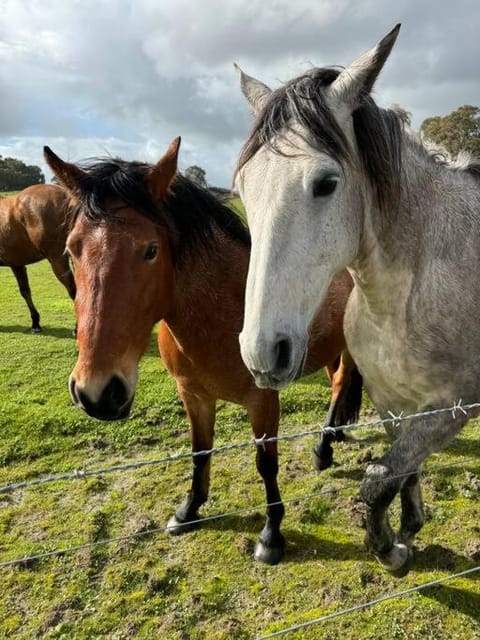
[
  {"left": 1, "top": 455, "right": 476, "bottom": 570},
  {"left": 256, "top": 565, "right": 480, "bottom": 639},
  {"left": 1, "top": 399, "right": 479, "bottom": 496},
  {"left": 1, "top": 400, "right": 479, "bottom": 635}
]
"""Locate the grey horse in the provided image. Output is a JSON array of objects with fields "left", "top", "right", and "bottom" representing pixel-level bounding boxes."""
[{"left": 234, "top": 24, "right": 480, "bottom": 574}]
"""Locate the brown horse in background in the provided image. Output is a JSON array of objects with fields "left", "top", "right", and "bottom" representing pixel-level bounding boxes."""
[
  {"left": 0, "top": 184, "right": 76, "bottom": 331},
  {"left": 44, "top": 139, "right": 362, "bottom": 564}
]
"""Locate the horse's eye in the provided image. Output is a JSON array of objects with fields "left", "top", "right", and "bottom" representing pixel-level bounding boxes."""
[
  {"left": 144, "top": 244, "right": 158, "bottom": 261},
  {"left": 312, "top": 175, "right": 339, "bottom": 198}
]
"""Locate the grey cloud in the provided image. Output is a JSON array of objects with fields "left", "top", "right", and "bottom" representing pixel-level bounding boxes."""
[{"left": 0, "top": 0, "right": 478, "bottom": 187}]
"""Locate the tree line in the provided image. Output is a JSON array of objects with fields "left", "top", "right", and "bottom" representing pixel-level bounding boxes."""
[
  {"left": 0, "top": 156, "right": 45, "bottom": 191},
  {"left": 420, "top": 105, "right": 480, "bottom": 157},
  {"left": 0, "top": 105, "right": 478, "bottom": 192}
]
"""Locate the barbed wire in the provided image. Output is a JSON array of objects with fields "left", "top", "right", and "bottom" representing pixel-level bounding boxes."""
[
  {"left": 1, "top": 400, "right": 477, "bottom": 640},
  {"left": 256, "top": 565, "right": 480, "bottom": 639},
  {"left": 1, "top": 400, "right": 479, "bottom": 496},
  {"left": 1, "top": 422, "right": 477, "bottom": 636},
  {"left": 0, "top": 487, "right": 348, "bottom": 569},
  {"left": 0, "top": 456, "right": 476, "bottom": 569}
]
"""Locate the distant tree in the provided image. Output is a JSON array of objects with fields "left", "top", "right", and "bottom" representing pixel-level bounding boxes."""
[
  {"left": 185, "top": 165, "right": 207, "bottom": 188},
  {"left": 420, "top": 105, "right": 480, "bottom": 157},
  {"left": 0, "top": 156, "right": 45, "bottom": 191}
]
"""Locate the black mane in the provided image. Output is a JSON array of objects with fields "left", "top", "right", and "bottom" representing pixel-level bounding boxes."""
[
  {"left": 237, "top": 67, "right": 404, "bottom": 212},
  {"left": 70, "top": 159, "right": 250, "bottom": 262}
]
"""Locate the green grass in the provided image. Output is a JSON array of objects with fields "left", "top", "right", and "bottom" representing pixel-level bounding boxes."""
[{"left": 0, "top": 261, "right": 479, "bottom": 639}]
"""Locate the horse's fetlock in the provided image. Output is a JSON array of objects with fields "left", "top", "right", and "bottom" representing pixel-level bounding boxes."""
[
  {"left": 313, "top": 442, "right": 334, "bottom": 471},
  {"left": 259, "top": 525, "right": 285, "bottom": 550}
]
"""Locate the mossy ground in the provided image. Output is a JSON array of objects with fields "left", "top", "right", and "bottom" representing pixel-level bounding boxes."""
[{"left": 0, "top": 260, "right": 479, "bottom": 639}]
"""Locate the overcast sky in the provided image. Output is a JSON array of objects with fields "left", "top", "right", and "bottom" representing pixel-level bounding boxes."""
[{"left": 1, "top": 0, "right": 478, "bottom": 187}]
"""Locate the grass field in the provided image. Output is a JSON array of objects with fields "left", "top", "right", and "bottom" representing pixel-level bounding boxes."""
[{"left": 0, "top": 260, "right": 479, "bottom": 639}]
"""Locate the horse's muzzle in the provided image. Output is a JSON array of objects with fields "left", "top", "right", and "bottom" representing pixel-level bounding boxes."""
[
  {"left": 241, "top": 333, "right": 307, "bottom": 391},
  {"left": 69, "top": 375, "right": 133, "bottom": 421}
]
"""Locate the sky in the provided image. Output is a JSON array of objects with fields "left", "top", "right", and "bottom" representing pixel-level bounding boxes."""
[{"left": 1, "top": 0, "right": 478, "bottom": 187}]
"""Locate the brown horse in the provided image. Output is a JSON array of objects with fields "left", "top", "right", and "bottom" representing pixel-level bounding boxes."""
[
  {"left": 44, "top": 139, "right": 362, "bottom": 564},
  {"left": 0, "top": 184, "right": 76, "bottom": 331}
]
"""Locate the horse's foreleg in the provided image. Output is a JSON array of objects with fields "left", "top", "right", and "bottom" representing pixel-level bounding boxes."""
[
  {"left": 167, "top": 390, "right": 216, "bottom": 535},
  {"left": 398, "top": 472, "right": 424, "bottom": 547},
  {"left": 11, "top": 266, "right": 41, "bottom": 332},
  {"left": 313, "top": 351, "right": 362, "bottom": 471},
  {"left": 247, "top": 391, "right": 285, "bottom": 564},
  {"left": 360, "top": 411, "right": 468, "bottom": 575}
]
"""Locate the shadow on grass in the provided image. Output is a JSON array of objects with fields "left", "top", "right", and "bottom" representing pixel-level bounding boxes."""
[
  {"left": 199, "top": 515, "right": 480, "bottom": 573},
  {"left": 0, "top": 324, "right": 74, "bottom": 339},
  {"left": 283, "top": 528, "right": 366, "bottom": 563},
  {"left": 201, "top": 513, "right": 365, "bottom": 562},
  {"left": 414, "top": 544, "right": 479, "bottom": 574},
  {"left": 0, "top": 325, "right": 161, "bottom": 359},
  {"left": 415, "top": 546, "right": 480, "bottom": 621},
  {"left": 421, "top": 583, "right": 480, "bottom": 623}
]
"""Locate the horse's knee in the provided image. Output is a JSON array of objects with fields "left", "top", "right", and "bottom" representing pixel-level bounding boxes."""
[{"left": 360, "top": 463, "right": 399, "bottom": 507}]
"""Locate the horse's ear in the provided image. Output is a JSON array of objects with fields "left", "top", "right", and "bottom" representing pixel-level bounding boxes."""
[
  {"left": 43, "top": 146, "right": 87, "bottom": 193},
  {"left": 330, "top": 24, "right": 400, "bottom": 109},
  {"left": 148, "top": 137, "right": 181, "bottom": 201},
  {"left": 234, "top": 63, "right": 272, "bottom": 115}
]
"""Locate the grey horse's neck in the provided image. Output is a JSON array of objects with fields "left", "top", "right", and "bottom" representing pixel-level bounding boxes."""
[{"left": 364, "top": 136, "right": 480, "bottom": 273}]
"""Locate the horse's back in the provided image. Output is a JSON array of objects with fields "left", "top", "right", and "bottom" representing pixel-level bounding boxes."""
[
  {"left": 16, "top": 184, "right": 68, "bottom": 238},
  {"left": 0, "top": 191, "right": 41, "bottom": 265},
  {"left": 0, "top": 184, "right": 69, "bottom": 265}
]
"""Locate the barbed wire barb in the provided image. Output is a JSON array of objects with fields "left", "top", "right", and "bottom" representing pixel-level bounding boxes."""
[
  {"left": 452, "top": 398, "right": 468, "bottom": 419},
  {"left": 254, "top": 433, "right": 267, "bottom": 450}
]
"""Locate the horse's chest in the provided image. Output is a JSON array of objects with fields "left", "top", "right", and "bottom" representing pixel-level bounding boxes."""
[{"left": 344, "top": 290, "right": 442, "bottom": 413}]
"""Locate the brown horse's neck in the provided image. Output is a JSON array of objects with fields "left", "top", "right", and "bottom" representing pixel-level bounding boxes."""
[{"left": 164, "top": 225, "right": 249, "bottom": 341}]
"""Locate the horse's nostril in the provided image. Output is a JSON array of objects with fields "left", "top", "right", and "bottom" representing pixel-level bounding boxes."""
[
  {"left": 72, "top": 375, "right": 131, "bottom": 420},
  {"left": 102, "top": 375, "right": 128, "bottom": 408},
  {"left": 275, "top": 338, "right": 291, "bottom": 371},
  {"left": 69, "top": 377, "right": 79, "bottom": 404}
]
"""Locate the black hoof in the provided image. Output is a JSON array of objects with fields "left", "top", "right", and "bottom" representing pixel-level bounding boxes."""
[
  {"left": 166, "top": 514, "right": 202, "bottom": 536},
  {"left": 313, "top": 444, "right": 333, "bottom": 471},
  {"left": 254, "top": 540, "right": 284, "bottom": 565},
  {"left": 375, "top": 542, "right": 413, "bottom": 577}
]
